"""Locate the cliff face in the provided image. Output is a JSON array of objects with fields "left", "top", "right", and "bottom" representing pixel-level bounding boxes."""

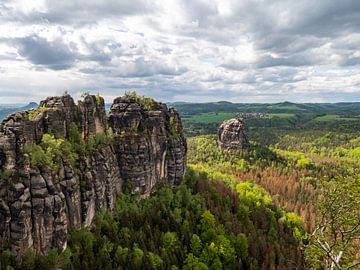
[{"left": 0, "top": 94, "right": 186, "bottom": 255}]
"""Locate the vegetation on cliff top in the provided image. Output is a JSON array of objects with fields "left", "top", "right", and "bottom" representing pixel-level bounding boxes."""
[{"left": 124, "top": 91, "right": 156, "bottom": 110}]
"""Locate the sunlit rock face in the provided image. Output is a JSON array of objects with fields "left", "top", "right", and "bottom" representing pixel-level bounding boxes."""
[
  {"left": 217, "top": 118, "right": 248, "bottom": 150},
  {"left": 0, "top": 94, "right": 186, "bottom": 255}
]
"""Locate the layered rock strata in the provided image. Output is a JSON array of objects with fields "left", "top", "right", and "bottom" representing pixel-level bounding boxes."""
[{"left": 0, "top": 94, "right": 186, "bottom": 255}]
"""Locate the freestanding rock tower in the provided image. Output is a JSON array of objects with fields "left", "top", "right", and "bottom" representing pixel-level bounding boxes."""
[{"left": 217, "top": 118, "right": 248, "bottom": 150}]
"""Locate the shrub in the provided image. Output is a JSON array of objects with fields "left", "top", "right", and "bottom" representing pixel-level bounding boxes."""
[
  {"left": 28, "top": 105, "right": 47, "bottom": 121},
  {"left": 25, "top": 144, "right": 51, "bottom": 168},
  {"left": 95, "top": 94, "right": 102, "bottom": 106},
  {"left": 124, "top": 91, "right": 155, "bottom": 110}
]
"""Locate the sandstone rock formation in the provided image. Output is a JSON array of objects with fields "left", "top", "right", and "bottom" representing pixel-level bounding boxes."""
[
  {"left": 0, "top": 94, "right": 186, "bottom": 255},
  {"left": 217, "top": 118, "right": 248, "bottom": 150}
]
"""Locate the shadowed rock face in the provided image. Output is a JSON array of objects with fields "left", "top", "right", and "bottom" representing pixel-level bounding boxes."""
[
  {"left": 0, "top": 94, "right": 186, "bottom": 256},
  {"left": 217, "top": 118, "right": 248, "bottom": 150},
  {"left": 0, "top": 150, "right": 5, "bottom": 169}
]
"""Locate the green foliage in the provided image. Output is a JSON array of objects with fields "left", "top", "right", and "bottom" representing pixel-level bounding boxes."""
[
  {"left": 191, "top": 234, "right": 203, "bottom": 257},
  {"left": 305, "top": 176, "right": 360, "bottom": 269},
  {"left": 0, "top": 169, "right": 14, "bottom": 183},
  {"left": 162, "top": 232, "right": 179, "bottom": 252},
  {"left": 186, "top": 112, "right": 236, "bottom": 124},
  {"left": 24, "top": 122, "right": 117, "bottom": 171},
  {"left": 3, "top": 167, "right": 304, "bottom": 269},
  {"left": 25, "top": 144, "right": 51, "bottom": 168},
  {"left": 148, "top": 252, "right": 163, "bottom": 269},
  {"left": 95, "top": 132, "right": 110, "bottom": 146},
  {"left": 188, "top": 135, "right": 282, "bottom": 168},
  {"left": 0, "top": 249, "right": 16, "bottom": 268},
  {"left": 236, "top": 181, "right": 272, "bottom": 208},
  {"left": 183, "top": 254, "right": 209, "bottom": 270},
  {"left": 69, "top": 122, "right": 81, "bottom": 145},
  {"left": 95, "top": 93, "right": 102, "bottom": 105},
  {"left": 280, "top": 212, "right": 305, "bottom": 241},
  {"left": 124, "top": 90, "right": 156, "bottom": 110},
  {"left": 27, "top": 105, "right": 47, "bottom": 121},
  {"left": 169, "top": 115, "right": 180, "bottom": 138},
  {"left": 274, "top": 149, "right": 314, "bottom": 169}
]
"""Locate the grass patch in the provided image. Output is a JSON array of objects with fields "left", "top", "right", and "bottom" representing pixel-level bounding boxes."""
[
  {"left": 269, "top": 113, "right": 296, "bottom": 119},
  {"left": 311, "top": 114, "right": 359, "bottom": 123},
  {"left": 186, "top": 112, "right": 236, "bottom": 124}
]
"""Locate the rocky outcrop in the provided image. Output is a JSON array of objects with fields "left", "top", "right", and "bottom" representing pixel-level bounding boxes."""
[
  {"left": 0, "top": 94, "right": 186, "bottom": 256},
  {"left": 217, "top": 118, "right": 248, "bottom": 150},
  {"left": 108, "top": 96, "right": 186, "bottom": 193}
]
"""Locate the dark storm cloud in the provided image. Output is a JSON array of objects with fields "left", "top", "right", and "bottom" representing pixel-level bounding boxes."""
[
  {"left": 14, "top": 35, "right": 77, "bottom": 70},
  {"left": 1, "top": 0, "right": 154, "bottom": 25},
  {"left": 5, "top": 34, "right": 123, "bottom": 70}
]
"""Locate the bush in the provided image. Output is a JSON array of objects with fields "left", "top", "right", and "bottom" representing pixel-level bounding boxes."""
[
  {"left": 25, "top": 144, "right": 51, "bottom": 168},
  {"left": 124, "top": 91, "right": 155, "bottom": 110}
]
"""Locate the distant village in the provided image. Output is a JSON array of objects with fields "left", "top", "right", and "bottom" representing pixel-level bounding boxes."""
[{"left": 236, "top": 112, "right": 269, "bottom": 120}]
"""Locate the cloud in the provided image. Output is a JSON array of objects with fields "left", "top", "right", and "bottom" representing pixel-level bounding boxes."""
[
  {"left": 0, "top": 0, "right": 360, "bottom": 103},
  {"left": 13, "top": 35, "right": 77, "bottom": 70},
  {"left": 1, "top": 0, "right": 155, "bottom": 25}
]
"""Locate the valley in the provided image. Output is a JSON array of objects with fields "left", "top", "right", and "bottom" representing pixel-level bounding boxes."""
[{"left": 0, "top": 96, "right": 359, "bottom": 269}]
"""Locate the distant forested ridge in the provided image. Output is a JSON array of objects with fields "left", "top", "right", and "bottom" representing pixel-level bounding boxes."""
[
  {"left": 172, "top": 101, "right": 360, "bottom": 140},
  {"left": 0, "top": 102, "right": 38, "bottom": 121}
]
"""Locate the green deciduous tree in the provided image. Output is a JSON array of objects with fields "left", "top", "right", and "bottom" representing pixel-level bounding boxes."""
[{"left": 306, "top": 176, "right": 360, "bottom": 270}]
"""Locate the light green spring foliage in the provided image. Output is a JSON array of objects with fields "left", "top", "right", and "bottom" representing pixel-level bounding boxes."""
[
  {"left": 236, "top": 182, "right": 272, "bottom": 208},
  {"left": 273, "top": 149, "right": 314, "bottom": 169},
  {"left": 276, "top": 132, "right": 360, "bottom": 165},
  {"left": 95, "top": 94, "right": 102, "bottom": 106},
  {"left": 188, "top": 163, "right": 237, "bottom": 186},
  {"left": 27, "top": 105, "right": 47, "bottom": 121},
  {"left": 25, "top": 134, "right": 77, "bottom": 170},
  {"left": 124, "top": 90, "right": 155, "bottom": 110},
  {"left": 25, "top": 123, "right": 114, "bottom": 171},
  {"left": 187, "top": 135, "right": 285, "bottom": 172}
]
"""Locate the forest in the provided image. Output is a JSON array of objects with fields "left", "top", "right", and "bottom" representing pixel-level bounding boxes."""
[
  {"left": 173, "top": 101, "right": 360, "bottom": 142},
  {"left": 0, "top": 101, "right": 359, "bottom": 270}
]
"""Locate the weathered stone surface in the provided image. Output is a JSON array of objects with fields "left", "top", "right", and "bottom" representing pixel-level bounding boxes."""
[
  {"left": 78, "top": 95, "right": 107, "bottom": 140},
  {"left": 0, "top": 93, "right": 186, "bottom": 256},
  {"left": 218, "top": 118, "right": 248, "bottom": 150},
  {"left": 108, "top": 96, "right": 186, "bottom": 193}
]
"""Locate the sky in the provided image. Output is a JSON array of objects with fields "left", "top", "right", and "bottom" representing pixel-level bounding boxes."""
[{"left": 1, "top": 0, "right": 360, "bottom": 104}]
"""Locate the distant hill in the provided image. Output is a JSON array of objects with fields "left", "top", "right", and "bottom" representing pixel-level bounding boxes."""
[
  {"left": 172, "top": 101, "right": 360, "bottom": 140},
  {"left": 0, "top": 102, "right": 38, "bottom": 122},
  {"left": 173, "top": 101, "right": 360, "bottom": 115},
  {"left": 22, "top": 102, "right": 38, "bottom": 110}
]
